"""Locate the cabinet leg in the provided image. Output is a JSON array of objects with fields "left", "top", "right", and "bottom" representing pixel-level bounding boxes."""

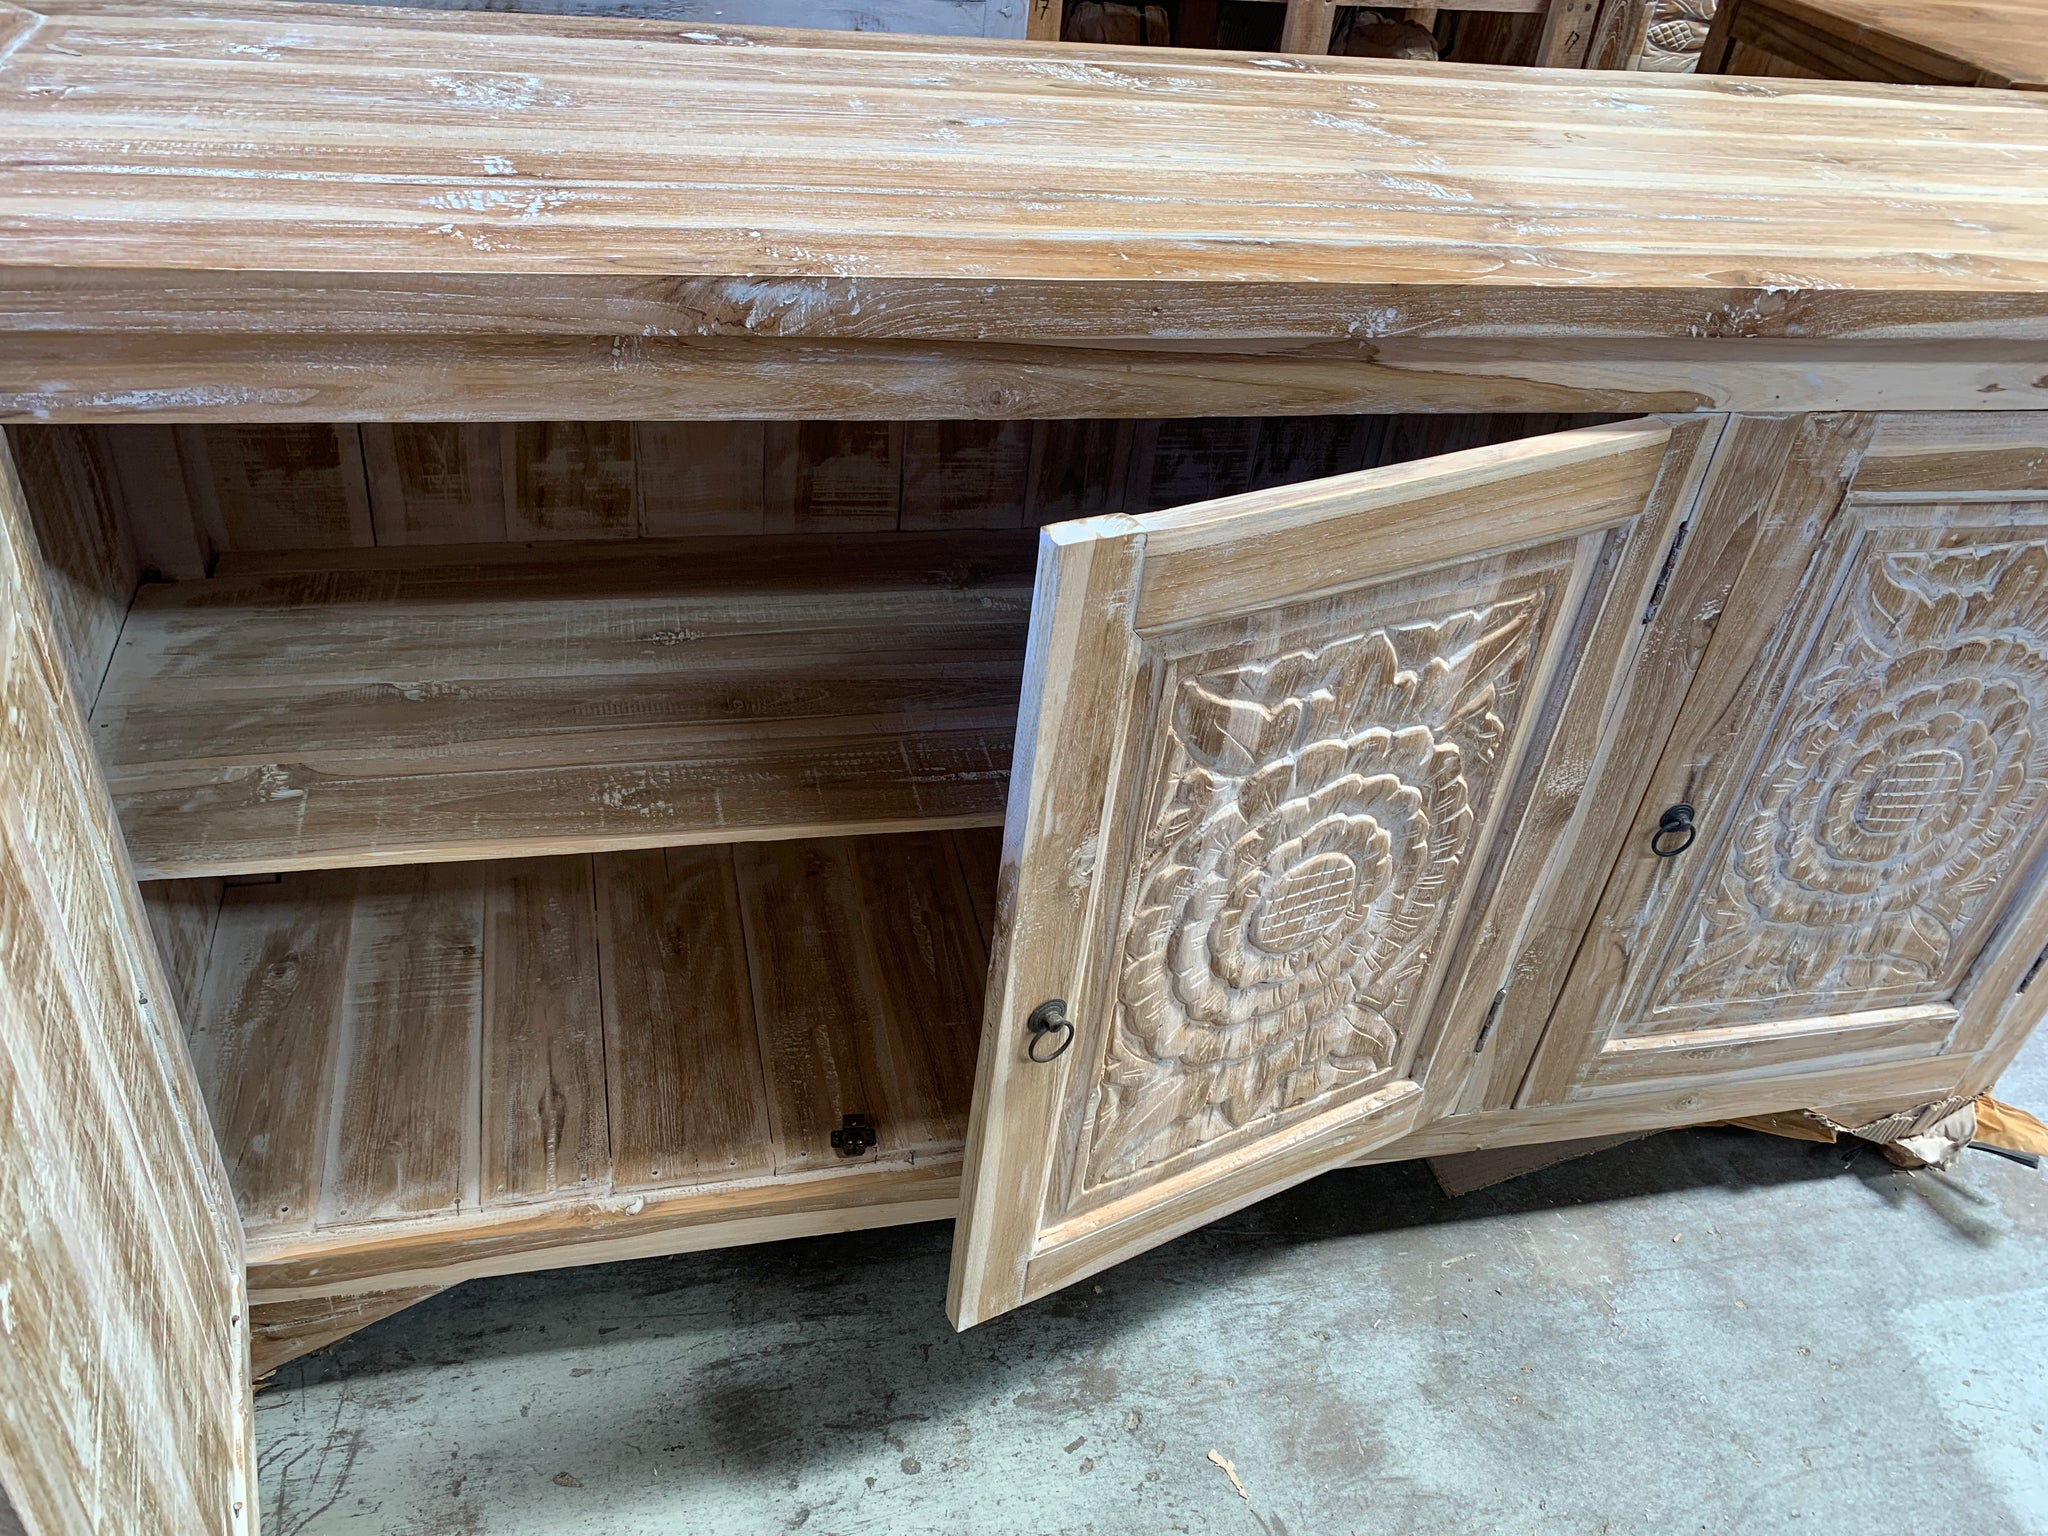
[{"left": 249, "top": 1286, "right": 446, "bottom": 1382}]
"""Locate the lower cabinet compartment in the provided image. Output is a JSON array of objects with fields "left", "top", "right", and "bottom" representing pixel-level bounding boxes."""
[{"left": 154, "top": 828, "right": 999, "bottom": 1308}]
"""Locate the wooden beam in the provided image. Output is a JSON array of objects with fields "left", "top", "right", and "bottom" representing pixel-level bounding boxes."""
[
  {"left": 1279, "top": 0, "right": 1341, "bottom": 53},
  {"left": 1535, "top": 0, "right": 1603, "bottom": 64},
  {"left": 8, "top": 332, "right": 2046, "bottom": 423}
]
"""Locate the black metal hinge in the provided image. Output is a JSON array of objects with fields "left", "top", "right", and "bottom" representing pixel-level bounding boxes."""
[
  {"left": 1473, "top": 987, "right": 1508, "bottom": 1053},
  {"left": 2019, "top": 943, "right": 2048, "bottom": 995},
  {"left": 1642, "top": 520, "right": 1691, "bottom": 625},
  {"left": 830, "top": 1113, "right": 877, "bottom": 1157}
]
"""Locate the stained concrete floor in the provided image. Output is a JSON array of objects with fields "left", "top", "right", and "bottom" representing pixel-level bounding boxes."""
[{"left": 258, "top": 1029, "right": 2048, "bottom": 1536}]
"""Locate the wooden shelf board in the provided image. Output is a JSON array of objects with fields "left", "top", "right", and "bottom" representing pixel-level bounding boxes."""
[
  {"left": 93, "top": 532, "right": 1034, "bottom": 878},
  {"left": 171, "top": 829, "right": 998, "bottom": 1293}
]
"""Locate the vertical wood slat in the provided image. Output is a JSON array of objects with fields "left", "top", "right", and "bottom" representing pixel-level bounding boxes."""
[
  {"left": 765, "top": 421, "right": 905, "bottom": 533},
  {"left": 322, "top": 863, "right": 484, "bottom": 1226},
  {"left": 185, "top": 424, "right": 375, "bottom": 551},
  {"left": 362, "top": 423, "right": 507, "bottom": 545},
  {"left": 635, "top": 421, "right": 769, "bottom": 535},
  {"left": 503, "top": 421, "right": 638, "bottom": 540},
  {"left": 187, "top": 872, "right": 356, "bottom": 1234},
  {"left": 901, "top": 421, "right": 1032, "bottom": 530},
  {"left": 736, "top": 835, "right": 987, "bottom": 1167},
  {"left": 595, "top": 845, "right": 773, "bottom": 1186},
  {"left": 1125, "top": 417, "right": 1265, "bottom": 512},
  {"left": 844, "top": 831, "right": 987, "bottom": 1154},
  {"left": 1536, "top": 0, "right": 1605, "bottom": 66},
  {"left": 1279, "top": 0, "right": 1341, "bottom": 54},
  {"left": 735, "top": 839, "right": 876, "bottom": 1169},
  {"left": 952, "top": 826, "right": 1002, "bottom": 950},
  {"left": 1026, "top": 418, "right": 1136, "bottom": 526},
  {"left": 140, "top": 877, "right": 225, "bottom": 1029},
  {"left": 1247, "top": 415, "right": 1383, "bottom": 491},
  {"left": 482, "top": 854, "right": 609, "bottom": 1202},
  {"left": 4, "top": 424, "right": 139, "bottom": 712},
  {"left": 98, "top": 425, "right": 213, "bottom": 580}
]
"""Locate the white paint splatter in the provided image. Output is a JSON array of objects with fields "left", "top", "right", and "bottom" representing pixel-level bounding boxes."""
[{"left": 425, "top": 72, "right": 571, "bottom": 111}]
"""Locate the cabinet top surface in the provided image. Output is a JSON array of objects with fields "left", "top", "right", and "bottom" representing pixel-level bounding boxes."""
[
  {"left": 2, "top": 0, "right": 2047, "bottom": 310},
  {"left": 1741, "top": 0, "right": 2048, "bottom": 88}
]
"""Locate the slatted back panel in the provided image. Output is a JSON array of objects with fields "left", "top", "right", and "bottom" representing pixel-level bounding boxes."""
[{"left": 93, "top": 415, "right": 1620, "bottom": 574}]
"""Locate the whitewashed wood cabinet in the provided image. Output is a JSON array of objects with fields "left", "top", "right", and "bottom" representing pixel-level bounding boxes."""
[{"left": 2, "top": 5, "right": 2046, "bottom": 1532}]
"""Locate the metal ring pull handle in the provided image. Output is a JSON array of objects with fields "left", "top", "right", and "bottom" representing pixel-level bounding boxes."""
[
  {"left": 1651, "top": 802, "right": 1697, "bottom": 858},
  {"left": 1026, "top": 999, "right": 1074, "bottom": 1063}
]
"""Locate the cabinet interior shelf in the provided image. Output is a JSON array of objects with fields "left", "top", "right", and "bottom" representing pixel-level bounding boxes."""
[
  {"left": 94, "top": 532, "right": 1035, "bottom": 880},
  {"left": 166, "top": 828, "right": 997, "bottom": 1292}
]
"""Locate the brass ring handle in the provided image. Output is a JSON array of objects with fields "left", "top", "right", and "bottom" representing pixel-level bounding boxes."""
[
  {"left": 1651, "top": 802, "right": 1697, "bottom": 858},
  {"left": 1026, "top": 999, "right": 1074, "bottom": 1063}
]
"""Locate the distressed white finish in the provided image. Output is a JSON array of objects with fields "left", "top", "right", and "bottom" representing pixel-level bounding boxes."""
[
  {"left": 0, "top": 437, "right": 252, "bottom": 1532},
  {"left": 949, "top": 419, "right": 1719, "bottom": 1327},
  {"left": 290, "top": 0, "right": 1028, "bottom": 39}
]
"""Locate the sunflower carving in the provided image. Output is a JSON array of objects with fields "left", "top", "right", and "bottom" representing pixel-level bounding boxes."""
[
  {"left": 1658, "top": 540, "right": 2048, "bottom": 1010},
  {"left": 1086, "top": 596, "right": 1546, "bottom": 1186}
]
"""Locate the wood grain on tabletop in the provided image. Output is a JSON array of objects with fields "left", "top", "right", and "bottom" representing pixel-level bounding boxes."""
[{"left": 0, "top": 0, "right": 2043, "bottom": 332}]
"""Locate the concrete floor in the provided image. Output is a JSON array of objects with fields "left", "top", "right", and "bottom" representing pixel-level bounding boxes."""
[{"left": 257, "top": 1031, "right": 2048, "bottom": 1536}]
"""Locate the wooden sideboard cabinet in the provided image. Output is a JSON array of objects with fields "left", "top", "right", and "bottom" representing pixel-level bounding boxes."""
[
  {"left": 2, "top": 4, "right": 2047, "bottom": 1532},
  {"left": 1701, "top": 0, "right": 2048, "bottom": 88}
]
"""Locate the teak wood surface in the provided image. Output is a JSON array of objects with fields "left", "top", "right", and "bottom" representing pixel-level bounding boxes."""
[
  {"left": 0, "top": 420, "right": 253, "bottom": 1532},
  {"left": 167, "top": 832, "right": 994, "bottom": 1341},
  {"left": 6, "top": 0, "right": 2048, "bottom": 1497},
  {"left": 95, "top": 532, "right": 1032, "bottom": 877},
  {"left": 1704, "top": 0, "right": 2048, "bottom": 88},
  {"left": 948, "top": 418, "right": 1719, "bottom": 1324},
  {"left": 2, "top": 2, "right": 2048, "bottom": 421}
]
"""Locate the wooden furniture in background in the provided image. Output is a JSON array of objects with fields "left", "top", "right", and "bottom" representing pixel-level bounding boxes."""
[
  {"left": 1043, "top": 0, "right": 1631, "bottom": 67},
  {"left": 312, "top": 0, "right": 1035, "bottom": 39},
  {"left": 3, "top": 7, "right": 2047, "bottom": 1531},
  {"left": 1701, "top": 0, "right": 2046, "bottom": 86}
]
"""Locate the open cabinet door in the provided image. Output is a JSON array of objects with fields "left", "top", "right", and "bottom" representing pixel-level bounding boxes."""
[
  {"left": 948, "top": 417, "right": 1724, "bottom": 1327},
  {"left": 0, "top": 442, "right": 254, "bottom": 1533}
]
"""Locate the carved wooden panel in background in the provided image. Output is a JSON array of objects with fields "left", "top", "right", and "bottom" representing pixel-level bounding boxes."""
[
  {"left": 1081, "top": 563, "right": 1563, "bottom": 1194},
  {"left": 1646, "top": 503, "right": 2048, "bottom": 1030},
  {"left": 1639, "top": 0, "right": 1717, "bottom": 70}
]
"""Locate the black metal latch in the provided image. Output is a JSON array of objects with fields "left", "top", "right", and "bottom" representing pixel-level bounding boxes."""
[
  {"left": 1651, "top": 802, "right": 1697, "bottom": 858},
  {"left": 1026, "top": 999, "right": 1074, "bottom": 1062},
  {"left": 830, "top": 1113, "right": 877, "bottom": 1157}
]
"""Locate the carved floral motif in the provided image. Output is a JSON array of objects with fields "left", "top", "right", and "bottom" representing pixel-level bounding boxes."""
[
  {"left": 1657, "top": 540, "right": 2048, "bottom": 1010},
  {"left": 1086, "top": 596, "right": 1546, "bottom": 1185},
  {"left": 1639, "top": 0, "right": 1717, "bottom": 72}
]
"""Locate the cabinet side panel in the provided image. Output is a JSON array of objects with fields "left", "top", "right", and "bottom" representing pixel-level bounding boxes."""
[{"left": 0, "top": 439, "right": 250, "bottom": 1535}]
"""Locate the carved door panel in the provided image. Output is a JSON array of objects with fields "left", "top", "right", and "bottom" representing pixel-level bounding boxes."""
[
  {"left": 947, "top": 417, "right": 1724, "bottom": 1328},
  {"left": 1527, "top": 412, "right": 2048, "bottom": 1110},
  {"left": 0, "top": 439, "right": 253, "bottom": 1532}
]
